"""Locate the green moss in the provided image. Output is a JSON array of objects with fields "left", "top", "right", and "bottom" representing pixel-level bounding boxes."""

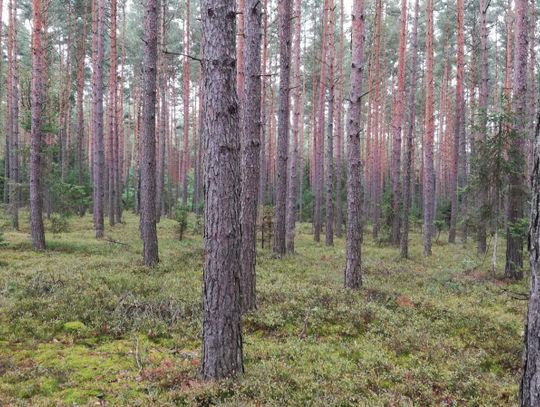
[{"left": 0, "top": 211, "right": 528, "bottom": 405}]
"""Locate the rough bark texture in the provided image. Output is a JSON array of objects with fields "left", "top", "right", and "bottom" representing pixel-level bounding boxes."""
[
  {"left": 505, "top": 0, "right": 528, "bottom": 279},
  {"left": 201, "top": 0, "right": 244, "bottom": 380},
  {"left": 344, "top": 0, "right": 366, "bottom": 289},
  {"left": 240, "top": 0, "right": 262, "bottom": 312},
  {"left": 520, "top": 113, "right": 540, "bottom": 406},
  {"left": 30, "top": 0, "right": 46, "bottom": 250},
  {"left": 285, "top": 0, "right": 302, "bottom": 253},
  {"left": 400, "top": 0, "right": 419, "bottom": 259},
  {"left": 140, "top": 0, "right": 160, "bottom": 266},
  {"left": 272, "top": 0, "right": 292, "bottom": 256},
  {"left": 390, "top": 0, "right": 407, "bottom": 246},
  {"left": 422, "top": 0, "right": 435, "bottom": 256},
  {"left": 92, "top": 0, "right": 105, "bottom": 239}
]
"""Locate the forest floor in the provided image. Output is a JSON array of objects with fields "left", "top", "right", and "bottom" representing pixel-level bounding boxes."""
[{"left": 0, "top": 211, "right": 528, "bottom": 406}]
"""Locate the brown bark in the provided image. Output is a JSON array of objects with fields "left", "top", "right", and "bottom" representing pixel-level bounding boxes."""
[
  {"left": 520, "top": 113, "right": 540, "bottom": 406},
  {"left": 140, "top": 0, "right": 160, "bottom": 266},
  {"left": 30, "top": 0, "right": 46, "bottom": 250},
  {"left": 201, "top": 0, "right": 244, "bottom": 380},
  {"left": 505, "top": 0, "right": 528, "bottom": 279},
  {"left": 108, "top": 0, "right": 118, "bottom": 226},
  {"left": 334, "top": 0, "right": 345, "bottom": 238},
  {"left": 400, "top": 0, "right": 419, "bottom": 259},
  {"left": 477, "top": 0, "right": 490, "bottom": 254},
  {"left": 240, "top": 0, "right": 262, "bottom": 312},
  {"left": 423, "top": 0, "right": 435, "bottom": 256},
  {"left": 272, "top": 0, "right": 292, "bottom": 256},
  {"left": 344, "top": 0, "right": 366, "bottom": 289},
  {"left": 390, "top": 0, "right": 407, "bottom": 245},
  {"left": 92, "top": 0, "right": 105, "bottom": 238},
  {"left": 325, "top": 0, "right": 335, "bottom": 247}
]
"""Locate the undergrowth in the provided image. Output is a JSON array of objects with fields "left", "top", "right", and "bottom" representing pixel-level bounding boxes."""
[{"left": 0, "top": 210, "right": 528, "bottom": 406}]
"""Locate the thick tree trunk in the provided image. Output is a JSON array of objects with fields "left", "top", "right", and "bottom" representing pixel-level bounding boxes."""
[
  {"left": 240, "top": 0, "right": 262, "bottom": 312},
  {"left": 201, "top": 0, "right": 244, "bottom": 380},
  {"left": 140, "top": 0, "right": 160, "bottom": 266},
  {"left": 400, "top": 0, "right": 419, "bottom": 259},
  {"left": 272, "top": 0, "right": 292, "bottom": 256},
  {"left": 30, "top": 0, "right": 46, "bottom": 250},
  {"left": 505, "top": 0, "right": 528, "bottom": 279},
  {"left": 344, "top": 0, "right": 366, "bottom": 289},
  {"left": 520, "top": 113, "right": 540, "bottom": 406},
  {"left": 423, "top": 0, "right": 435, "bottom": 256},
  {"left": 92, "top": 0, "right": 105, "bottom": 239}
]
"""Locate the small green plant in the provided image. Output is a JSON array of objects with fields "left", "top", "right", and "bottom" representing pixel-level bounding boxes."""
[
  {"left": 50, "top": 214, "right": 70, "bottom": 235},
  {"left": 434, "top": 220, "right": 445, "bottom": 242},
  {"left": 0, "top": 227, "right": 7, "bottom": 248},
  {"left": 175, "top": 205, "right": 189, "bottom": 240}
]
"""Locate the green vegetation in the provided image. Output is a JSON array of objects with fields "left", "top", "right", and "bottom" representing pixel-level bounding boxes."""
[{"left": 0, "top": 211, "right": 527, "bottom": 405}]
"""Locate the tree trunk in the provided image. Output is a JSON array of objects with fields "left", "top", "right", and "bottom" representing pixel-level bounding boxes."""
[
  {"left": 140, "top": 0, "right": 160, "bottom": 266},
  {"left": 520, "top": 112, "right": 540, "bottom": 406},
  {"left": 92, "top": 0, "right": 105, "bottom": 239},
  {"left": 334, "top": 0, "right": 344, "bottom": 239},
  {"left": 240, "top": 0, "right": 262, "bottom": 312},
  {"left": 314, "top": 2, "right": 328, "bottom": 243},
  {"left": 423, "top": 0, "right": 435, "bottom": 256},
  {"left": 7, "top": 0, "right": 19, "bottom": 231},
  {"left": 344, "top": 0, "right": 366, "bottom": 289},
  {"left": 201, "top": 0, "right": 244, "bottom": 380},
  {"left": 285, "top": 0, "right": 302, "bottom": 253},
  {"left": 76, "top": 0, "right": 88, "bottom": 216},
  {"left": 505, "top": 0, "right": 528, "bottom": 279},
  {"left": 272, "top": 0, "right": 292, "bottom": 256},
  {"left": 30, "top": 0, "right": 46, "bottom": 250},
  {"left": 108, "top": 0, "right": 118, "bottom": 226},
  {"left": 476, "top": 0, "right": 490, "bottom": 254},
  {"left": 182, "top": 0, "right": 191, "bottom": 207},
  {"left": 400, "top": 0, "right": 419, "bottom": 259},
  {"left": 325, "top": 0, "right": 335, "bottom": 247},
  {"left": 390, "top": 0, "right": 407, "bottom": 245}
]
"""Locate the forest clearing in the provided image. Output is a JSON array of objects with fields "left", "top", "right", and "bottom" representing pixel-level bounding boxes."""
[{"left": 0, "top": 212, "right": 527, "bottom": 405}]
